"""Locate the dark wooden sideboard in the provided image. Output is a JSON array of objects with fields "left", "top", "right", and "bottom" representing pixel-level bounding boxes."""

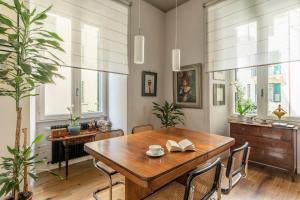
[{"left": 229, "top": 120, "right": 298, "bottom": 181}]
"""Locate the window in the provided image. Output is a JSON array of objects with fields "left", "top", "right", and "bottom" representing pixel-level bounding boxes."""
[
  {"left": 37, "top": 15, "right": 106, "bottom": 121},
  {"left": 234, "top": 68, "right": 257, "bottom": 114},
  {"left": 232, "top": 63, "right": 300, "bottom": 119}
]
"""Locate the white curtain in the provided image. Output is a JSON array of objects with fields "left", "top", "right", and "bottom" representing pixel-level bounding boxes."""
[
  {"left": 30, "top": 0, "right": 129, "bottom": 74},
  {"left": 206, "top": 0, "right": 300, "bottom": 72}
]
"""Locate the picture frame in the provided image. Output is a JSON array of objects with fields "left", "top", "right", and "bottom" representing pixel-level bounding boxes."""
[
  {"left": 213, "top": 84, "right": 225, "bottom": 106},
  {"left": 142, "top": 71, "right": 157, "bottom": 97},
  {"left": 213, "top": 71, "right": 226, "bottom": 81},
  {"left": 173, "top": 63, "right": 202, "bottom": 109}
]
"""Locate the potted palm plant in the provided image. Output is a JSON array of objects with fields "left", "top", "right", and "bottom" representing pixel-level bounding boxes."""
[
  {"left": 152, "top": 101, "right": 184, "bottom": 128},
  {"left": 232, "top": 82, "right": 256, "bottom": 121},
  {"left": 0, "top": 0, "right": 65, "bottom": 199}
]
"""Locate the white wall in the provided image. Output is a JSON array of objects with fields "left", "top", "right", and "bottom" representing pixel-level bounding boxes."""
[
  {"left": 127, "top": 0, "right": 166, "bottom": 132},
  {"left": 164, "top": 0, "right": 210, "bottom": 132}
]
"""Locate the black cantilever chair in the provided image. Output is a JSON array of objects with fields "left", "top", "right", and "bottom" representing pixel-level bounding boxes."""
[
  {"left": 93, "top": 129, "right": 125, "bottom": 200},
  {"left": 145, "top": 157, "right": 223, "bottom": 200},
  {"left": 221, "top": 142, "right": 251, "bottom": 194}
]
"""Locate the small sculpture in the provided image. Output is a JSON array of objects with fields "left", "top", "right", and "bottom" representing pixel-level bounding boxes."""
[{"left": 273, "top": 104, "right": 287, "bottom": 120}]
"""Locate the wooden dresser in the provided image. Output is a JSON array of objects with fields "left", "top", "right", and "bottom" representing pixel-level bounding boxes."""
[{"left": 229, "top": 120, "right": 298, "bottom": 181}]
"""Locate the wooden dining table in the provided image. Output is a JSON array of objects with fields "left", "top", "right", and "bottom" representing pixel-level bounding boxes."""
[{"left": 84, "top": 127, "right": 235, "bottom": 200}]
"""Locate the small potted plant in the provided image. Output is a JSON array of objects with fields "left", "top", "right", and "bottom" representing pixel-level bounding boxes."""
[
  {"left": 152, "top": 101, "right": 184, "bottom": 128},
  {"left": 67, "top": 105, "right": 81, "bottom": 135},
  {"left": 232, "top": 82, "right": 256, "bottom": 121}
]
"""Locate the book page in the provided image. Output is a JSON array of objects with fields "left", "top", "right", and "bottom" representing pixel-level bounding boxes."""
[
  {"left": 178, "top": 139, "right": 195, "bottom": 151},
  {"left": 166, "top": 140, "right": 182, "bottom": 152}
]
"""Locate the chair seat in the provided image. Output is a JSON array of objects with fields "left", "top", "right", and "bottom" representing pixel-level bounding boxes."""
[
  {"left": 145, "top": 182, "right": 185, "bottom": 200},
  {"left": 95, "top": 161, "right": 117, "bottom": 175}
]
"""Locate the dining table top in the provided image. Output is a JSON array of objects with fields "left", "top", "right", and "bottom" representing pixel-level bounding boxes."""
[{"left": 84, "top": 127, "right": 235, "bottom": 182}]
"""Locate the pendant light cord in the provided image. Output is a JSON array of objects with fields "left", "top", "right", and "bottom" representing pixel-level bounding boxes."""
[
  {"left": 175, "top": 0, "right": 178, "bottom": 49},
  {"left": 138, "top": 0, "right": 141, "bottom": 34}
]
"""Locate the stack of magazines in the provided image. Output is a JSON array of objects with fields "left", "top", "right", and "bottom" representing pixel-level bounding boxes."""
[{"left": 272, "top": 122, "right": 295, "bottom": 128}]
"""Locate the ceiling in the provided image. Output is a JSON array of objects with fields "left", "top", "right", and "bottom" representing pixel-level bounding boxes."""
[{"left": 144, "top": 0, "right": 190, "bottom": 12}]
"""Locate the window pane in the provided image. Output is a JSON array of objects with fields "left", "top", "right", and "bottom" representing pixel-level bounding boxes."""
[
  {"left": 45, "top": 14, "right": 72, "bottom": 116},
  {"left": 235, "top": 67, "right": 257, "bottom": 114},
  {"left": 81, "top": 70, "right": 103, "bottom": 113},
  {"left": 45, "top": 68, "right": 72, "bottom": 116},
  {"left": 268, "top": 64, "right": 290, "bottom": 116}
]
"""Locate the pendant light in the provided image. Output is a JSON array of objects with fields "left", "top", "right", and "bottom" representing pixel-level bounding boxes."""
[
  {"left": 172, "top": 0, "right": 180, "bottom": 71},
  {"left": 134, "top": 0, "right": 145, "bottom": 64}
]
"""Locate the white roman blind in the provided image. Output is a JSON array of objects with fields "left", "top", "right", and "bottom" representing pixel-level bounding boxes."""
[
  {"left": 206, "top": 0, "right": 300, "bottom": 72},
  {"left": 30, "top": 0, "right": 129, "bottom": 74}
]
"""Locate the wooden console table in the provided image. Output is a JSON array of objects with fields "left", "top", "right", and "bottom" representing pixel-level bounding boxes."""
[
  {"left": 47, "top": 130, "right": 97, "bottom": 179},
  {"left": 229, "top": 120, "right": 298, "bottom": 181}
]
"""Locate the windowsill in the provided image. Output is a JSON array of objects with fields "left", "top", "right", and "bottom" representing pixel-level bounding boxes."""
[{"left": 36, "top": 114, "right": 107, "bottom": 124}]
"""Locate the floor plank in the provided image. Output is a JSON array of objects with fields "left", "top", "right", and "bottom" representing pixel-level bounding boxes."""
[{"left": 33, "top": 160, "right": 300, "bottom": 200}]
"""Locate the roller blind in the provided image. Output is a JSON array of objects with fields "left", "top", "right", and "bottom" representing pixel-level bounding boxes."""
[
  {"left": 30, "top": 0, "right": 129, "bottom": 75},
  {"left": 206, "top": 0, "right": 300, "bottom": 72}
]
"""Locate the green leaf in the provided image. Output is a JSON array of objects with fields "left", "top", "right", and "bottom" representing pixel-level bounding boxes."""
[
  {"left": 0, "top": 14, "right": 13, "bottom": 27},
  {"left": 6, "top": 146, "right": 17, "bottom": 155},
  {"left": 29, "top": 172, "right": 38, "bottom": 181},
  {"left": 31, "top": 134, "right": 43, "bottom": 145},
  {"left": 20, "top": 63, "right": 32, "bottom": 74},
  {"left": 47, "top": 31, "right": 63, "bottom": 41}
]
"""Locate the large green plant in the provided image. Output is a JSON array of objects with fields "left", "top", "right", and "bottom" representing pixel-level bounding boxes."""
[
  {"left": 232, "top": 82, "right": 256, "bottom": 116},
  {"left": 152, "top": 101, "right": 184, "bottom": 128},
  {"left": 0, "top": 132, "right": 62, "bottom": 199},
  {"left": 0, "top": 0, "right": 64, "bottom": 199}
]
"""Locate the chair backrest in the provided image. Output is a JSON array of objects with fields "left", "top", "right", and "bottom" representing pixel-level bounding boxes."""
[
  {"left": 95, "top": 129, "right": 124, "bottom": 141},
  {"left": 184, "top": 158, "right": 222, "bottom": 200},
  {"left": 132, "top": 124, "right": 154, "bottom": 134},
  {"left": 225, "top": 142, "right": 250, "bottom": 178}
]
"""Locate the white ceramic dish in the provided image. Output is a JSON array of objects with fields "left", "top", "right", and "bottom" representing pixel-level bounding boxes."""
[{"left": 146, "top": 150, "right": 165, "bottom": 157}]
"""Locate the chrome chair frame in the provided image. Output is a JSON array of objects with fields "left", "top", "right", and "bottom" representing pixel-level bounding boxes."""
[
  {"left": 184, "top": 158, "right": 223, "bottom": 200},
  {"left": 221, "top": 142, "right": 251, "bottom": 194},
  {"left": 93, "top": 129, "right": 125, "bottom": 200}
]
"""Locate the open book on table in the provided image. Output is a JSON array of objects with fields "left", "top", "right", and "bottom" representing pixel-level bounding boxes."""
[{"left": 166, "top": 139, "right": 196, "bottom": 152}]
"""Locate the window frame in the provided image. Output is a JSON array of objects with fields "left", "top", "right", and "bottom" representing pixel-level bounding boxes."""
[
  {"left": 230, "top": 65, "right": 300, "bottom": 121},
  {"left": 36, "top": 69, "right": 107, "bottom": 122}
]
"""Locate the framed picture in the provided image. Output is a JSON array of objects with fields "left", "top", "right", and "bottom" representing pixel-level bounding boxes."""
[
  {"left": 142, "top": 71, "right": 157, "bottom": 96},
  {"left": 213, "top": 71, "right": 226, "bottom": 81},
  {"left": 213, "top": 84, "right": 225, "bottom": 106},
  {"left": 173, "top": 63, "right": 202, "bottom": 109}
]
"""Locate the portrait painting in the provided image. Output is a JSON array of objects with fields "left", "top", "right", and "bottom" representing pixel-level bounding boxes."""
[
  {"left": 142, "top": 71, "right": 157, "bottom": 96},
  {"left": 173, "top": 63, "right": 202, "bottom": 108}
]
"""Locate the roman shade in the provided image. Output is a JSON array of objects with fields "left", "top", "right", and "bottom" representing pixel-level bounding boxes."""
[
  {"left": 30, "top": 0, "right": 129, "bottom": 75},
  {"left": 206, "top": 0, "right": 300, "bottom": 72}
]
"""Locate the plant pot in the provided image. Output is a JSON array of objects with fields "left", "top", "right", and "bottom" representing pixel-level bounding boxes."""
[
  {"left": 237, "top": 115, "right": 246, "bottom": 122},
  {"left": 5, "top": 191, "right": 33, "bottom": 200},
  {"left": 68, "top": 125, "right": 81, "bottom": 135},
  {"left": 246, "top": 117, "right": 253, "bottom": 124}
]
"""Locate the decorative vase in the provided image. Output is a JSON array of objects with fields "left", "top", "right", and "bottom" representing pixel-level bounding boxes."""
[
  {"left": 237, "top": 115, "right": 245, "bottom": 122},
  {"left": 68, "top": 124, "right": 81, "bottom": 135}
]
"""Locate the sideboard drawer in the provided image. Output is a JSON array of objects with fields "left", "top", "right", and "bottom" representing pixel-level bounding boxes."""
[
  {"left": 230, "top": 123, "right": 260, "bottom": 136},
  {"left": 260, "top": 127, "right": 292, "bottom": 141},
  {"left": 249, "top": 147, "right": 291, "bottom": 170},
  {"left": 231, "top": 134, "right": 292, "bottom": 154}
]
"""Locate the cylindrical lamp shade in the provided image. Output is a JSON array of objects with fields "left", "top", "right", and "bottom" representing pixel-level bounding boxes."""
[
  {"left": 134, "top": 35, "right": 145, "bottom": 64},
  {"left": 172, "top": 49, "right": 181, "bottom": 71}
]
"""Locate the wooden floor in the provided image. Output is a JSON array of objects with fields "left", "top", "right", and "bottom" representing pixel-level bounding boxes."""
[{"left": 33, "top": 160, "right": 300, "bottom": 200}]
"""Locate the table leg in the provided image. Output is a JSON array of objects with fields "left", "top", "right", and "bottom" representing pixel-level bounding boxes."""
[
  {"left": 125, "top": 178, "right": 150, "bottom": 200},
  {"left": 58, "top": 142, "right": 62, "bottom": 170},
  {"left": 65, "top": 144, "right": 69, "bottom": 180}
]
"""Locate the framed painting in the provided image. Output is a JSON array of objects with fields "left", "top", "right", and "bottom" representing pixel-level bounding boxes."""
[
  {"left": 173, "top": 63, "right": 202, "bottom": 109},
  {"left": 213, "top": 84, "right": 225, "bottom": 106},
  {"left": 142, "top": 71, "right": 157, "bottom": 96}
]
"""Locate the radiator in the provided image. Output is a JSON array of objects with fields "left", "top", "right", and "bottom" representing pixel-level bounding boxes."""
[{"left": 50, "top": 123, "right": 93, "bottom": 164}]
